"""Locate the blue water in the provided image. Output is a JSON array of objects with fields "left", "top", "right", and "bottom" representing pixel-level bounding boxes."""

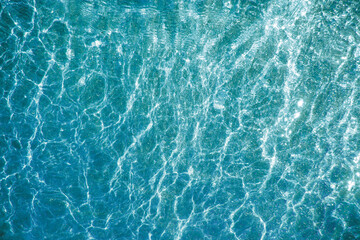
[{"left": 1, "top": 0, "right": 360, "bottom": 239}]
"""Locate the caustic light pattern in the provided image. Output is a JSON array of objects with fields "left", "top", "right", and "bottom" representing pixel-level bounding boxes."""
[{"left": 1, "top": 0, "right": 360, "bottom": 239}]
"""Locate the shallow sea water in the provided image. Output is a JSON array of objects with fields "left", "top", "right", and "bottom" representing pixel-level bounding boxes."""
[{"left": 1, "top": 0, "right": 360, "bottom": 239}]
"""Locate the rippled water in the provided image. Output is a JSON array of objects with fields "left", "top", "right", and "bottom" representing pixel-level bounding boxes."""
[{"left": 1, "top": 0, "right": 360, "bottom": 239}]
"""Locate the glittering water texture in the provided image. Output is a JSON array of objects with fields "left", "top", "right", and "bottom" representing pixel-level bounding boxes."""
[{"left": 1, "top": 0, "right": 360, "bottom": 239}]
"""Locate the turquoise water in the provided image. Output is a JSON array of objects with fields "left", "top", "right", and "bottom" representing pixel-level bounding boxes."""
[{"left": 1, "top": 0, "right": 360, "bottom": 239}]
